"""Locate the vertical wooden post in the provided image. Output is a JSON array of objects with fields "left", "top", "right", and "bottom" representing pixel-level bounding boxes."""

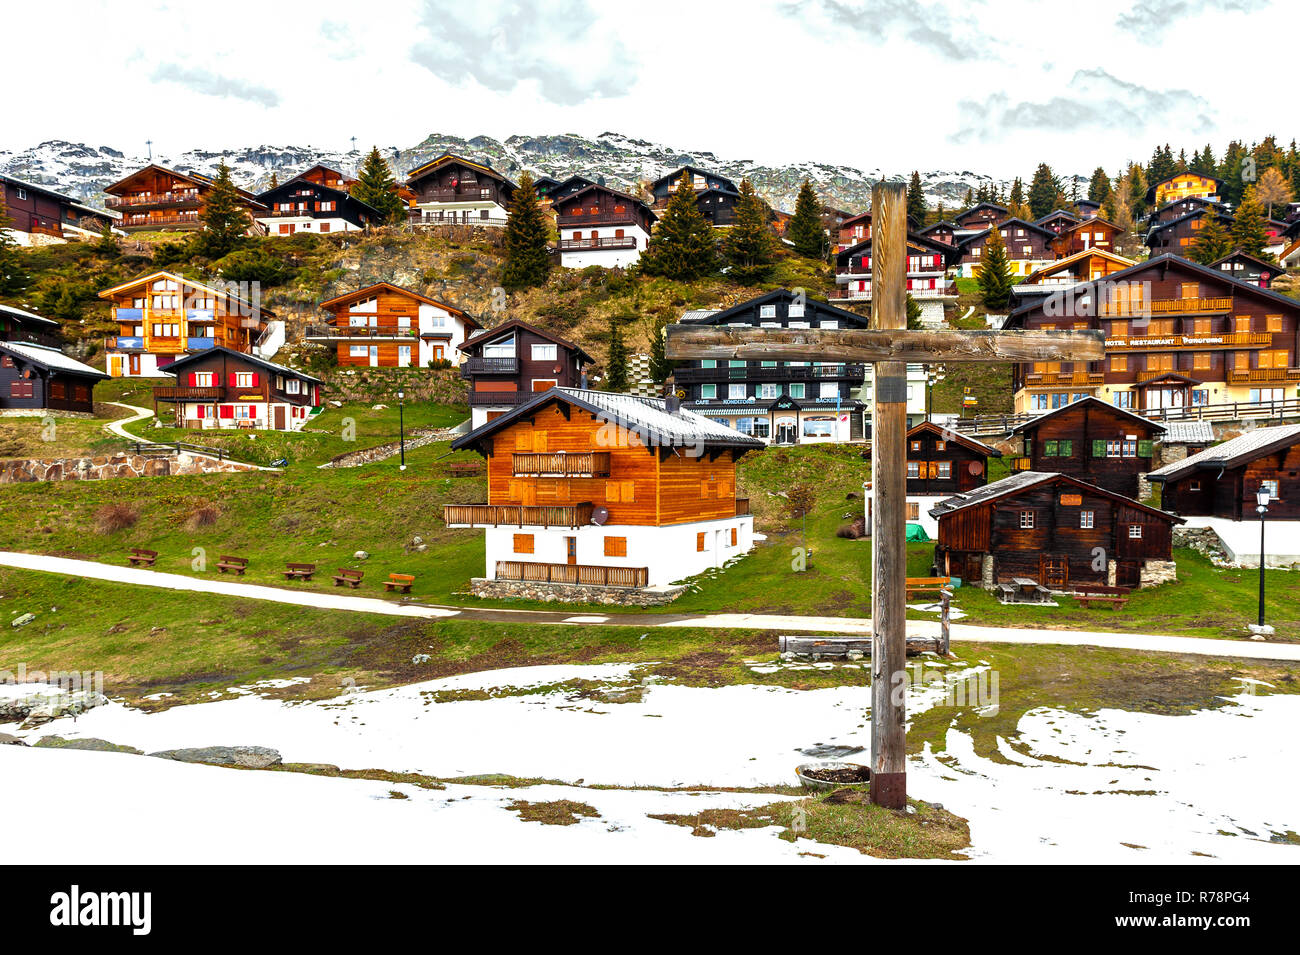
[{"left": 869, "top": 180, "right": 908, "bottom": 809}]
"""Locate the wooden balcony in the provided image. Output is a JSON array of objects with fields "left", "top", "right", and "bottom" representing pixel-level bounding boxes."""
[
  {"left": 461, "top": 356, "right": 519, "bottom": 375},
  {"left": 443, "top": 502, "right": 594, "bottom": 527},
  {"left": 512, "top": 451, "right": 611, "bottom": 477},
  {"left": 1105, "top": 331, "right": 1271, "bottom": 351},
  {"left": 467, "top": 390, "right": 548, "bottom": 407},
  {"left": 119, "top": 213, "right": 202, "bottom": 230},
  {"left": 675, "top": 363, "right": 865, "bottom": 384},
  {"left": 1099, "top": 296, "right": 1233, "bottom": 316},
  {"left": 106, "top": 192, "right": 202, "bottom": 210},
  {"left": 558, "top": 237, "right": 637, "bottom": 251},
  {"left": 1226, "top": 367, "right": 1300, "bottom": 384},
  {"left": 557, "top": 212, "right": 640, "bottom": 227},
  {"left": 495, "top": 560, "right": 649, "bottom": 589},
  {"left": 1024, "top": 371, "right": 1104, "bottom": 387},
  {"left": 304, "top": 325, "right": 418, "bottom": 340},
  {"left": 153, "top": 385, "right": 224, "bottom": 401}
]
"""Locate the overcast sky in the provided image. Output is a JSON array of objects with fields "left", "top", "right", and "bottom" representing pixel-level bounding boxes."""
[{"left": 6, "top": 0, "right": 1287, "bottom": 177}]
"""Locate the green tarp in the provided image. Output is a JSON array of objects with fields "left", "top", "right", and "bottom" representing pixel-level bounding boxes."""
[{"left": 905, "top": 523, "right": 930, "bottom": 542}]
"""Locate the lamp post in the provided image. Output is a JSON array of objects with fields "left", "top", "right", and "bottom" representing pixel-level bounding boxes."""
[
  {"left": 397, "top": 390, "right": 406, "bottom": 471},
  {"left": 925, "top": 364, "right": 945, "bottom": 424},
  {"left": 1254, "top": 484, "right": 1271, "bottom": 633}
]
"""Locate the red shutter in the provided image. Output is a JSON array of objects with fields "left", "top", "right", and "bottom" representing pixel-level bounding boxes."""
[
  {"left": 250, "top": 373, "right": 259, "bottom": 387},
  {"left": 228, "top": 372, "right": 238, "bottom": 386},
  {"left": 219, "top": 405, "right": 234, "bottom": 419},
  {"left": 196, "top": 405, "right": 205, "bottom": 419},
  {"left": 188, "top": 372, "right": 197, "bottom": 386}
]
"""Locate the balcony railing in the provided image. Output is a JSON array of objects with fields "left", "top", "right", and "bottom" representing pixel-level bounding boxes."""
[
  {"left": 556, "top": 212, "right": 640, "bottom": 226},
  {"left": 1226, "top": 367, "right": 1300, "bottom": 384},
  {"left": 558, "top": 237, "right": 638, "bottom": 251},
  {"left": 106, "top": 192, "right": 202, "bottom": 210},
  {"left": 675, "top": 363, "right": 865, "bottom": 384},
  {"left": 409, "top": 212, "right": 508, "bottom": 228},
  {"left": 105, "top": 336, "right": 144, "bottom": 351},
  {"left": 828, "top": 284, "right": 956, "bottom": 300},
  {"left": 304, "top": 325, "right": 418, "bottom": 340},
  {"left": 461, "top": 356, "right": 519, "bottom": 375},
  {"left": 495, "top": 560, "right": 649, "bottom": 589},
  {"left": 444, "top": 502, "right": 594, "bottom": 527},
  {"left": 153, "top": 385, "right": 225, "bottom": 401},
  {"left": 186, "top": 337, "right": 216, "bottom": 351},
  {"left": 419, "top": 187, "right": 493, "bottom": 202},
  {"left": 1104, "top": 331, "right": 1271, "bottom": 351},
  {"left": 468, "top": 390, "right": 550, "bottom": 407},
  {"left": 119, "top": 214, "right": 202, "bottom": 229},
  {"left": 1099, "top": 296, "right": 1233, "bottom": 316},
  {"left": 1025, "top": 371, "right": 1104, "bottom": 387},
  {"left": 511, "top": 451, "right": 611, "bottom": 478}
]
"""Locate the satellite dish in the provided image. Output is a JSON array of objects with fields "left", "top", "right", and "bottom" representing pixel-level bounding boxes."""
[
  {"left": 591, "top": 506, "right": 610, "bottom": 526},
  {"left": 969, "top": 461, "right": 984, "bottom": 475}
]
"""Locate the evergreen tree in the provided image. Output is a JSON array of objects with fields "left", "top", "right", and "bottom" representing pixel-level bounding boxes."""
[
  {"left": 1189, "top": 213, "right": 1233, "bottom": 264},
  {"left": 1191, "top": 144, "right": 1216, "bottom": 175},
  {"left": 1027, "top": 163, "right": 1059, "bottom": 219},
  {"left": 350, "top": 147, "right": 406, "bottom": 224},
  {"left": 1008, "top": 177, "right": 1025, "bottom": 210},
  {"left": 639, "top": 172, "right": 718, "bottom": 280},
  {"left": 1230, "top": 189, "right": 1270, "bottom": 258},
  {"left": 95, "top": 221, "right": 119, "bottom": 257},
  {"left": 1126, "top": 164, "right": 1148, "bottom": 220},
  {"left": 906, "top": 171, "right": 927, "bottom": 225},
  {"left": 0, "top": 189, "right": 29, "bottom": 297},
  {"left": 604, "top": 317, "right": 628, "bottom": 392},
  {"left": 787, "top": 179, "right": 825, "bottom": 259},
  {"left": 268, "top": 172, "right": 279, "bottom": 189},
  {"left": 500, "top": 170, "right": 550, "bottom": 290},
  {"left": 647, "top": 312, "right": 672, "bottom": 383},
  {"left": 722, "top": 179, "right": 776, "bottom": 284},
  {"left": 193, "top": 161, "right": 249, "bottom": 259},
  {"left": 976, "top": 227, "right": 1015, "bottom": 311},
  {"left": 1218, "top": 141, "right": 1248, "bottom": 206},
  {"left": 1087, "top": 167, "right": 1111, "bottom": 205},
  {"left": 906, "top": 294, "right": 923, "bottom": 330}
]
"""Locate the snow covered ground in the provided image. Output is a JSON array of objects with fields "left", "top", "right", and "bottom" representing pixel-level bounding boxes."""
[{"left": 2, "top": 664, "right": 1296, "bottom": 864}]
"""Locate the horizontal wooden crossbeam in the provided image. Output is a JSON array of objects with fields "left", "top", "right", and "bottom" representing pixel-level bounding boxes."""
[{"left": 665, "top": 326, "right": 1105, "bottom": 363}]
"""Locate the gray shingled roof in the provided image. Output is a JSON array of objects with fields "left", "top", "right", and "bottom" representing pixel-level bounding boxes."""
[
  {"left": 1147, "top": 424, "right": 1300, "bottom": 482},
  {"left": 679, "top": 309, "right": 721, "bottom": 324},
  {"left": 1160, "top": 420, "right": 1216, "bottom": 444},
  {"left": 928, "top": 471, "right": 1058, "bottom": 518},
  {"left": 0, "top": 341, "right": 107, "bottom": 378}
]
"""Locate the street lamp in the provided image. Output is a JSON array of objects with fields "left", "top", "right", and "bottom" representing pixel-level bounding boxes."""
[
  {"left": 1253, "top": 484, "right": 1271, "bottom": 634},
  {"left": 395, "top": 389, "right": 405, "bottom": 472},
  {"left": 925, "top": 364, "right": 946, "bottom": 424}
]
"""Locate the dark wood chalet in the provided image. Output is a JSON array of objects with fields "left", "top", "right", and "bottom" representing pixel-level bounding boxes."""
[
  {"left": 1148, "top": 424, "right": 1300, "bottom": 521},
  {"left": 255, "top": 165, "right": 381, "bottom": 235},
  {"left": 1075, "top": 199, "right": 1102, "bottom": 218},
  {"left": 0, "top": 340, "right": 106, "bottom": 414},
  {"left": 957, "top": 218, "right": 1056, "bottom": 275},
  {"left": 1050, "top": 217, "right": 1123, "bottom": 257},
  {"left": 1147, "top": 195, "right": 1226, "bottom": 226},
  {"left": 405, "top": 153, "right": 516, "bottom": 226},
  {"left": 1010, "top": 396, "right": 1165, "bottom": 498},
  {"left": 953, "top": 202, "right": 1009, "bottom": 234},
  {"left": 1006, "top": 254, "right": 1300, "bottom": 414},
  {"left": 152, "top": 346, "right": 321, "bottom": 431},
  {"left": 837, "top": 211, "right": 871, "bottom": 251},
  {"left": 0, "top": 173, "right": 115, "bottom": 243},
  {"left": 649, "top": 166, "right": 741, "bottom": 226},
  {"left": 931, "top": 471, "right": 1182, "bottom": 590},
  {"left": 1210, "top": 250, "right": 1282, "bottom": 289},
  {"left": 461, "top": 318, "right": 593, "bottom": 429},
  {"left": 547, "top": 175, "right": 597, "bottom": 203},
  {"left": 833, "top": 232, "right": 960, "bottom": 301},
  {"left": 905, "top": 421, "right": 1002, "bottom": 494},
  {"left": 918, "top": 220, "right": 958, "bottom": 245},
  {"left": 674, "top": 289, "right": 867, "bottom": 445},
  {"left": 0, "top": 302, "right": 61, "bottom": 347},
  {"left": 1035, "top": 209, "right": 1081, "bottom": 235},
  {"left": 553, "top": 184, "right": 656, "bottom": 264},
  {"left": 1145, "top": 208, "right": 1235, "bottom": 254},
  {"left": 104, "top": 164, "right": 263, "bottom": 233}
]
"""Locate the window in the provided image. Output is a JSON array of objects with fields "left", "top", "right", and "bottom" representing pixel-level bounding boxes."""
[
  {"left": 906, "top": 503, "right": 920, "bottom": 520},
  {"left": 759, "top": 305, "right": 777, "bottom": 319},
  {"left": 936, "top": 462, "right": 951, "bottom": 480},
  {"left": 728, "top": 384, "right": 746, "bottom": 399},
  {"left": 532, "top": 343, "right": 557, "bottom": 361},
  {"left": 907, "top": 461, "right": 921, "bottom": 479},
  {"left": 819, "top": 381, "right": 839, "bottom": 399},
  {"left": 15, "top": 188, "right": 27, "bottom": 200},
  {"left": 1122, "top": 439, "right": 1137, "bottom": 457},
  {"left": 192, "top": 372, "right": 215, "bottom": 387},
  {"left": 697, "top": 532, "right": 706, "bottom": 552},
  {"left": 788, "top": 303, "right": 805, "bottom": 318},
  {"left": 820, "top": 320, "right": 839, "bottom": 329},
  {"left": 286, "top": 379, "right": 302, "bottom": 395},
  {"left": 350, "top": 345, "right": 368, "bottom": 357},
  {"left": 935, "top": 440, "right": 946, "bottom": 451},
  {"left": 1110, "top": 355, "right": 1127, "bottom": 372},
  {"left": 604, "top": 536, "right": 627, "bottom": 557},
  {"left": 513, "top": 534, "right": 534, "bottom": 554},
  {"left": 1080, "top": 510, "right": 1094, "bottom": 529},
  {"left": 1192, "top": 352, "right": 1211, "bottom": 371},
  {"left": 9, "top": 381, "right": 34, "bottom": 399},
  {"left": 910, "top": 440, "right": 922, "bottom": 451},
  {"left": 788, "top": 383, "right": 805, "bottom": 399},
  {"left": 234, "top": 372, "right": 255, "bottom": 388},
  {"left": 1261, "top": 480, "right": 1279, "bottom": 500},
  {"left": 758, "top": 383, "right": 779, "bottom": 399},
  {"left": 1128, "top": 524, "right": 1143, "bottom": 539},
  {"left": 1113, "top": 391, "right": 1134, "bottom": 409},
  {"left": 700, "top": 384, "right": 716, "bottom": 400},
  {"left": 1019, "top": 511, "right": 1035, "bottom": 529}
]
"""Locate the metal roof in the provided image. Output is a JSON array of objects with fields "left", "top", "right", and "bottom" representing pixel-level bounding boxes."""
[
  {"left": 1160, "top": 420, "right": 1216, "bottom": 444},
  {"left": 928, "top": 470, "right": 1057, "bottom": 517},
  {"left": 0, "top": 341, "right": 107, "bottom": 379},
  {"left": 1147, "top": 424, "right": 1300, "bottom": 483},
  {"left": 0, "top": 302, "right": 59, "bottom": 327}
]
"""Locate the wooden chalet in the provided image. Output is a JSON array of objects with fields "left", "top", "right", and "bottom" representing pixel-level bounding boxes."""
[
  {"left": 837, "top": 212, "right": 872, "bottom": 251},
  {"left": 1146, "top": 172, "right": 1223, "bottom": 208},
  {"left": 1210, "top": 250, "right": 1283, "bottom": 289},
  {"left": 1145, "top": 207, "right": 1235, "bottom": 254},
  {"left": 460, "top": 318, "right": 592, "bottom": 429},
  {"left": 255, "top": 164, "right": 380, "bottom": 235},
  {"left": 445, "top": 388, "right": 763, "bottom": 591},
  {"left": 905, "top": 421, "right": 1001, "bottom": 494},
  {"left": 931, "top": 471, "right": 1182, "bottom": 590},
  {"left": 1011, "top": 249, "right": 1138, "bottom": 307},
  {"left": 1035, "top": 209, "right": 1081, "bottom": 235},
  {"left": 918, "top": 220, "right": 958, "bottom": 246},
  {"left": 405, "top": 153, "right": 516, "bottom": 226},
  {"left": 956, "top": 217, "right": 1056, "bottom": 277},
  {"left": 152, "top": 346, "right": 321, "bottom": 431},
  {"left": 0, "top": 173, "right": 116, "bottom": 244},
  {"left": 1148, "top": 423, "right": 1300, "bottom": 521},
  {"left": 673, "top": 289, "right": 868, "bottom": 445},
  {"left": 553, "top": 184, "right": 656, "bottom": 269},
  {"left": 952, "top": 202, "right": 1009, "bottom": 235},
  {"left": 1050, "top": 217, "right": 1123, "bottom": 257},
  {"left": 530, "top": 176, "right": 562, "bottom": 208},
  {"left": 1005, "top": 254, "right": 1300, "bottom": 414},
  {"left": 98, "top": 271, "right": 271, "bottom": 377},
  {"left": 310, "top": 282, "right": 479, "bottom": 368},
  {"left": 649, "top": 166, "right": 741, "bottom": 225},
  {"left": 1147, "top": 195, "right": 1226, "bottom": 226},
  {"left": 103, "top": 164, "right": 263, "bottom": 233},
  {"left": 547, "top": 175, "right": 596, "bottom": 203},
  {"left": 0, "top": 340, "right": 106, "bottom": 415},
  {"left": 833, "top": 232, "right": 960, "bottom": 302},
  {"left": 1075, "top": 199, "right": 1102, "bottom": 219},
  {"left": 0, "top": 302, "right": 61, "bottom": 348}
]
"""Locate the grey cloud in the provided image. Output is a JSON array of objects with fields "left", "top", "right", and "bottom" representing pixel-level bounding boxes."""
[
  {"left": 409, "top": 0, "right": 635, "bottom": 106},
  {"left": 1117, "top": 0, "right": 1269, "bottom": 33},
  {"left": 949, "top": 68, "right": 1214, "bottom": 144},
  {"left": 788, "top": 0, "right": 991, "bottom": 62},
  {"left": 151, "top": 64, "right": 280, "bottom": 107}
]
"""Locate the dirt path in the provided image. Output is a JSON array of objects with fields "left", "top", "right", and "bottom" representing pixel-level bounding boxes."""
[{"left": 3, "top": 551, "right": 1299, "bottom": 662}]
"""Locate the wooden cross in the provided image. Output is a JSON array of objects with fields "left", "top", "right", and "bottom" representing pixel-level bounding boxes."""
[{"left": 666, "top": 181, "right": 1104, "bottom": 809}]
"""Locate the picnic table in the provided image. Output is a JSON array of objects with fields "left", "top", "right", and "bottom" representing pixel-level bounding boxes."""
[{"left": 1000, "top": 577, "right": 1052, "bottom": 604}]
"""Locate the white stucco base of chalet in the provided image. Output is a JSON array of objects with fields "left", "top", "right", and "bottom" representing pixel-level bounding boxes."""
[
  {"left": 482, "top": 516, "right": 755, "bottom": 588},
  {"left": 174, "top": 400, "right": 313, "bottom": 432},
  {"left": 1175, "top": 516, "right": 1300, "bottom": 569},
  {"left": 257, "top": 216, "right": 364, "bottom": 235},
  {"left": 106, "top": 351, "right": 167, "bottom": 377},
  {"left": 559, "top": 247, "right": 644, "bottom": 269}
]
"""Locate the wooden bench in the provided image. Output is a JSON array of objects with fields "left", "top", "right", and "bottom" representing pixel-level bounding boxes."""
[
  {"left": 1074, "top": 595, "right": 1128, "bottom": 609},
  {"left": 1071, "top": 584, "right": 1130, "bottom": 610},
  {"left": 384, "top": 573, "right": 415, "bottom": 594},
  {"left": 332, "top": 568, "right": 364, "bottom": 588},
  {"left": 216, "top": 555, "right": 249, "bottom": 575},
  {"left": 446, "top": 462, "right": 484, "bottom": 477},
  {"left": 126, "top": 547, "right": 157, "bottom": 567},
  {"left": 906, "top": 576, "right": 952, "bottom": 599},
  {"left": 282, "top": 562, "right": 316, "bottom": 581}
]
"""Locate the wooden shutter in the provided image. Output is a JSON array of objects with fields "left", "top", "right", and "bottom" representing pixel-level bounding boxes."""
[
  {"left": 188, "top": 372, "right": 197, "bottom": 386},
  {"left": 603, "top": 536, "right": 627, "bottom": 557},
  {"left": 512, "top": 533, "right": 534, "bottom": 554},
  {"left": 1092, "top": 439, "right": 1106, "bottom": 457},
  {"left": 696, "top": 532, "right": 705, "bottom": 552},
  {"left": 515, "top": 432, "right": 532, "bottom": 451},
  {"left": 1137, "top": 439, "right": 1153, "bottom": 457},
  {"left": 730, "top": 528, "right": 738, "bottom": 546}
]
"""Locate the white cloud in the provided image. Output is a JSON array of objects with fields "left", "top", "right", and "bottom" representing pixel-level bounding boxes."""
[{"left": 151, "top": 64, "right": 281, "bottom": 108}]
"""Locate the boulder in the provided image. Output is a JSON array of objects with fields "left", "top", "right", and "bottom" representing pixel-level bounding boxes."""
[
  {"left": 34, "top": 736, "right": 142, "bottom": 754},
  {"left": 149, "top": 745, "right": 283, "bottom": 769}
]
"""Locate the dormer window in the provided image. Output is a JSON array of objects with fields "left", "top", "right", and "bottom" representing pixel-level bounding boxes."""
[{"left": 759, "top": 305, "right": 777, "bottom": 319}]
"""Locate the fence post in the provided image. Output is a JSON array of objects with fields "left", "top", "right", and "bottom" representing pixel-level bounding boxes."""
[{"left": 940, "top": 587, "right": 952, "bottom": 655}]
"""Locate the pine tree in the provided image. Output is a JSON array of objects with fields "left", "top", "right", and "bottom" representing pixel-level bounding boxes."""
[
  {"left": 1230, "top": 189, "right": 1270, "bottom": 258},
  {"left": 501, "top": 170, "right": 550, "bottom": 290},
  {"left": 605, "top": 317, "right": 628, "bottom": 392},
  {"left": 722, "top": 179, "right": 776, "bottom": 284},
  {"left": 647, "top": 312, "right": 672, "bottom": 383},
  {"left": 1027, "top": 163, "right": 1059, "bottom": 219},
  {"left": 350, "top": 147, "right": 406, "bottom": 224},
  {"left": 787, "top": 179, "right": 825, "bottom": 259},
  {"left": 640, "top": 172, "right": 718, "bottom": 280},
  {"left": 1087, "top": 167, "right": 1111, "bottom": 205},
  {"left": 268, "top": 172, "right": 279, "bottom": 189},
  {"left": 0, "top": 189, "right": 29, "bottom": 297},
  {"left": 906, "top": 294, "right": 923, "bottom": 330},
  {"left": 976, "top": 227, "right": 1015, "bottom": 311},
  {"left": 1189, "top": 213, "right": 1233, "bottom": 265},
  {"left": 906, "top": 171, "right": 927, "bottom": 225},
  {"left": 192, "top": 161, "right": 249, "bottom": 259},
  {"left": 95, "top": 221, "right": 119, "bottom": 257}
]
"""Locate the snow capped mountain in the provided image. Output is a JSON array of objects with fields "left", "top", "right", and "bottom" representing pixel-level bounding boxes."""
[{"left": 0, "top": 133, "right": 1071, "bottom": 214}]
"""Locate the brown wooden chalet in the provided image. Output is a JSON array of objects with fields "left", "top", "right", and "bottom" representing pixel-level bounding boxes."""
[
  {"left": 918, "top": 220, "right": 958, "bottom": 245},
  {"left": 838, "top": 211, "right": 872, "bottom": 250},
  {"left": 404, "top": 153, "right": 516, "bottom": 226},
  {"left": 1011, "top": 249, "right": 1138, "bottom": 309},
  {"left": 1148, "top": 423, "right": 1300, "bottom": 521},
  {"left": 1035, "top": 209, "right": 1081, "bottom": 235},
  {"left": 0, "top": 340, "right": 106, "bottom": 414},
  {"left": 255, "top": 164, "right": 381, "bottom": 234},
  {"left": 152, "top": 346, "right": 321, "bottom": 431},
  {"left": 953, "top": 202, "right": 1009, "bottom": 234},
  {"left": 833, "top": 232, "right": 960, "bottom": 301},
  {"left": 461, "top": 318, "right": 593, "bottom": 428},
  {"left": 649, "top": 166, "right": 740, "bottom": 225},
  {"left": 0, "top": 302, "right": 61, "bottom": 348},
  {"left": 931, "top": 471, "right": 1182, "bottom": 590},
  {"left": 1010, "top": 396, "right": 1165, "bottom": 498},
  {"left": 1006, "top": 254, "right": 1300, "bottom": 414},
  {"left": 957, "top": 217, "right": 1056, "bottom": 275},
  {"left": 905, "top": 421, "right": 1001, "bottom": 495},
  {"left": 553, "top": 184, "right": 656, "bottom": 258},
  {"left": 1145, "top": 207, "right": 1235, "bottom": 254},
  {"left": 1050, "top": 217, "right": 1123, "bottom": 257},
  {"left": 1210, "top": 250, "right": 1283, "bottom": 289},
  {"left": 1147, "top": 195, "right": 1226, "bottom": 226},
  {"left": 0, "top": 173, "right": 115, "bottom": 242},
  {"left": 103, "top": 164, "right": 263, "bottom": 232},
  {"left": 311, "top": 282, "right": 479, "bottom": 368},
  {"left": 1075, "top": 199, "right": 1102, "bottom": 218}
]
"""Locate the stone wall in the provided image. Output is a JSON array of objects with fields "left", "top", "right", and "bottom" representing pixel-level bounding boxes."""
[
  {"left": 320, "top": 427, "right": 462, "bottom": 468},
  {"left": 1139, "top": 559, "right": 1178, "bottom": 588},
  {"left": 0, "top": 451, "right": 256, "bottom": 483},
  {"left": 468, "top": 577, "right": 687, "bottom": 606}
]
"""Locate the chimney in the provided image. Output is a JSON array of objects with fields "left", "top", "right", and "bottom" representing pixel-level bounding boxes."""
[{"left": 664, "top": 395, "right": 681, "bottom": 414}]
